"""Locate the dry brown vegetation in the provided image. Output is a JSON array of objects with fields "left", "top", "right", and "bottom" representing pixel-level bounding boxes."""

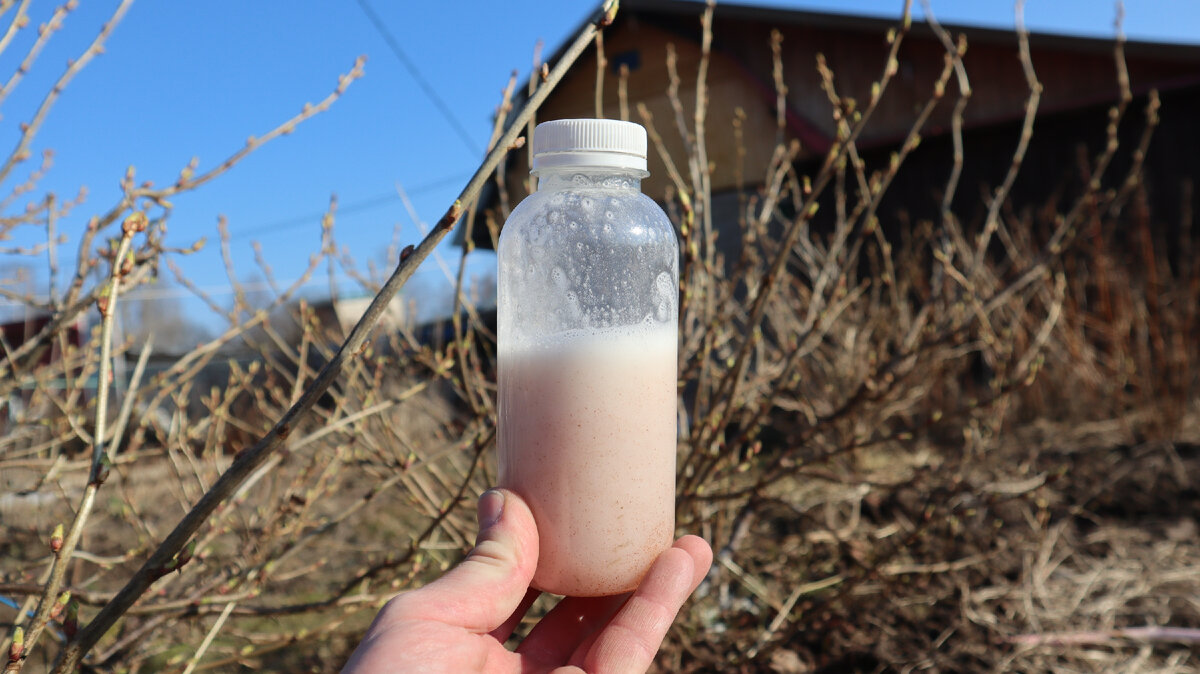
[{"left": 2, "top": 1, "right": 1198, "bottom": 672}]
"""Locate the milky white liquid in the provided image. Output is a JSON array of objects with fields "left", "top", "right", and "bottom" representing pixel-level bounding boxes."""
[{"left": 498, "top": 324, "right": 677, "bottom": 596}]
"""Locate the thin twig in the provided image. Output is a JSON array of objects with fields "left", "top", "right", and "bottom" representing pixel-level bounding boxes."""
[
  {"left": 0, "top": 0, "right": 31, "bottom": 65},
  {"left": 179, "top": 600, "right": 236, "bottom": 674},
  {"left": 0, "top": 0, "right": 65, "bottom": 111},
  {"left": 6, "top": 214, "right": 143, "bottom": 673},
  {"left": 969, "top": 0, "right": 1041, "bottom": 279},
  {"left": 0, "top": 0, "right": 127, "bottom": 188},
  {"left": 617, "top": 63, "right": 629, "bottom": 121},
  {"left": 1010, "top": 626, "right": 1200, "bottom": 647},
  {"left": 594, "top": 29, "right": 606, "bottom": 118}
]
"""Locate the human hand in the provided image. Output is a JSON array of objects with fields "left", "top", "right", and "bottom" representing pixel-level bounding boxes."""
[{"left": 341, "top": 488, "right": 712, "bottom": 673}]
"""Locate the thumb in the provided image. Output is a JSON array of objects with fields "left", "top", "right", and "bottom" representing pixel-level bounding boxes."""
[{"left": 384, "top": 488, "right": 539, "bottom": 634}]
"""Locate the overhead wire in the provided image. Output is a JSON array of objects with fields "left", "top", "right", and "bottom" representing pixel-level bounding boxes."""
[
  {"left": 230, "top": 170, "right": 470, "bottom": 240},
  {"left": 354, "top": 0, "right": 482, "bottom": 157}
]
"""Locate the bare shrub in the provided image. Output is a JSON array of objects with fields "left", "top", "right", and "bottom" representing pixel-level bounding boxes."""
[{"left": 2, "top": 1, "right": 1197, "bottom": 672}]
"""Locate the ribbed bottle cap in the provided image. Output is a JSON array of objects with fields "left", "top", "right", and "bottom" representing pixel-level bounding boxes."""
[{"left": 532, "top": 119, "right": 648, "bottom": 173}]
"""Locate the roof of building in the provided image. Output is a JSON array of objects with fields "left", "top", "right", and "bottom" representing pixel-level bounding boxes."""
[{"left": 457, "top": 0, "right": 1200, "bottom": 248}]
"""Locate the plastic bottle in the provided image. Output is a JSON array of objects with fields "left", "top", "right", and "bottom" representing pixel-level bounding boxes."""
[{"left": 497, "top": 119, "right": 679, "bottom": 596}]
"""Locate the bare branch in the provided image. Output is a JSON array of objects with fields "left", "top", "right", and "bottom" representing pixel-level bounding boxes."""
[{"left": 0, "top": 0, "right": 127, "bottom": 189}]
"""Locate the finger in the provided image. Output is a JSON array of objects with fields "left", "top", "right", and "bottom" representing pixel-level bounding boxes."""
[
  {"left": 377, "top": 489, "right": 539, "bottom": 635},
  {"left": 672, "top": 535, "right": 714, "bottom": 589},
  {"left": 489, "top": 586, "right": 541, "bottom": 644},
  {"left": 575, "top": 535, "right": 712, "bottom": 673},
  {"left": 519, "top": 536, "right": 711, "bottom": 664},
  {"left": 514, "top": 592, "right": 630, "bottom": 664},
  {"left": 569, "top": 536, "right": 712, "bottom": 662}
]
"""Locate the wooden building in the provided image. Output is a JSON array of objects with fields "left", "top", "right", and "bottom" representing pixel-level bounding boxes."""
[{"left": 464, "top": 0, "right": 1200, "bottom": 253}]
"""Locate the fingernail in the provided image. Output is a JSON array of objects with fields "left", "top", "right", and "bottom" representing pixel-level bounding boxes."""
[{"left": 478, "top": 489, "right": 505, "bottom": 530}]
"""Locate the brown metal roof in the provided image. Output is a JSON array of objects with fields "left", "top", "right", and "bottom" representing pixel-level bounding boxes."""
[
  {"left": 458, "top": 0, "right": 1200, "bottom": 248},
  {"left": 620, "top": 0, "right": 1200, "bottom": 63}
]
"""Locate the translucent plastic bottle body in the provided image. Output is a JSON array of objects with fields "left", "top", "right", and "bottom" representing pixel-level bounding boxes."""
[{"left": 497, "top": 167, "right": 679, "bottom": 597}]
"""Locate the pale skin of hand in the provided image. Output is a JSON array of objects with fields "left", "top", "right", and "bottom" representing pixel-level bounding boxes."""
[{"left": 341, "top": 488, "right": 713, "bottom": 674}]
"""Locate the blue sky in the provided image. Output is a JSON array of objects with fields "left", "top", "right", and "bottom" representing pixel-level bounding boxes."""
[{"left": 2, "top": 0, "right": 1198, "bottom": 328}]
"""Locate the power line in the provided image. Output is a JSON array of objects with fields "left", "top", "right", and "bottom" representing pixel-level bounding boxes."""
[
  {"left": 0, "top": 272, "right": 433, "bottom": 307},
  {"left": 231, "top": 170, "right": 471, "bottom": 240},
  {"left": 0, "top": 277, "right": 351, "bottom": 307},
  {"left": 354, "top": 0, "right": 482, "bottom": 158}
]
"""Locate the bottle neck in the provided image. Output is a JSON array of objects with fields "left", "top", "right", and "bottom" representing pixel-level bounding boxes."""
[{"left": 533, "top": 168, "right": 645, "bottom": 193}]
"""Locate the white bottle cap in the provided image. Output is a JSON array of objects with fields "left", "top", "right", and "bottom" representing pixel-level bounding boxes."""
[{"left": 532, "top": 119, "right": 648, "bottom": 173}]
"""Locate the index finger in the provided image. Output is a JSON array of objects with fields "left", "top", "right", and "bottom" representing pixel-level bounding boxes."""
[{"left": 575, "top": 535, "right": 712, "bottom": 673}]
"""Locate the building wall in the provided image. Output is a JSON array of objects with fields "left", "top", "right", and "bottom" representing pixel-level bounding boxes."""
[{"left": 501, "top": 19, "right": 784, "bottom": 206}]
